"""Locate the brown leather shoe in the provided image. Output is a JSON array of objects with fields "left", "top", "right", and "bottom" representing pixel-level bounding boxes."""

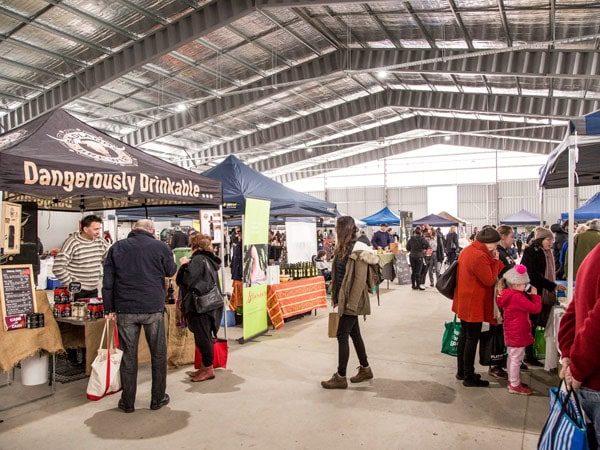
[
  {"left": 321, "top": 373, "right": 347, "bottom": 389},
  {"left": 350, "top": 366, "right": 373, "bottom": 383},
  {"left": 186, "top": 370, "right": 201, "bottom": 378},
  {"left": 192, "top": 365, "right": 215, "bottom": 382}
]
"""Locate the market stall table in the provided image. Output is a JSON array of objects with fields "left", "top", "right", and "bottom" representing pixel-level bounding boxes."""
[
  {"left": 0, "top": 290, "right": 63, "bottom": 373},
  {"left": 267, "top": 276, "right": 327, "bottom": 329},
  {"left": 0, "top": 291, "right": 63, "bottom": 411},
  {"left": 55, "top": 304, "right": 196, "bottom": 375}
]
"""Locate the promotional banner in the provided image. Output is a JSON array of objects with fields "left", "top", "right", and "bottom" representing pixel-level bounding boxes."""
[
  {"left": 242, "top": 197, "right": 270, "bottom": 342},
  {"left": 199, "top": 210, "right": 222, "bottom": 243}
]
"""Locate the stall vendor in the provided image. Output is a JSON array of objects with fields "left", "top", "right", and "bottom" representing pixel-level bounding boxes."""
[
  {"left": 53, "top": 214, "right": 110, "bottom": 299},
  {"left": 371, "top": 223, "right": 393, "bottom": 250}
]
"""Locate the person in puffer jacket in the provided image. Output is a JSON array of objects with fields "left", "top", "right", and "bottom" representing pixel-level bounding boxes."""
[
  {"left": 496, "top": 264, "right": 542, "bottom": 396},
  {"left": 321, "top": 216, "right": 378, "bottom": 390}
]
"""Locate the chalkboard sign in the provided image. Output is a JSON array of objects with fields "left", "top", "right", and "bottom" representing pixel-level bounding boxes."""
[{"left": 1, "top": 264, "right": 36, "bottom": 330}]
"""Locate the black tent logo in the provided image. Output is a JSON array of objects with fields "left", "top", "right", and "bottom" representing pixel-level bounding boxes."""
[{"left": 49, "top": 129, "right": 138, "bottom": 167}]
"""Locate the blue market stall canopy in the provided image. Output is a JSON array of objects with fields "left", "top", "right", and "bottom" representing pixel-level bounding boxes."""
[
  {"left": 202, "top": 155, "right": 337, "bottom": 217},
  {"left": 412, "top": 213, "right": 458, "bottom": 227},
  {"left": 539, "top": 109, "right": 600, "bottom": 189},
  {"left": 500, "top": 209, "right": 541, "bottom": 225},
  {"left": 561, "top": 192, "right": 600, "bottom": 220},
  {"left": 360, "top": 207, "right": 400, "bottom": 226},
  {"left": 0, "top": 109, "right": 222, "bottom": 211}
]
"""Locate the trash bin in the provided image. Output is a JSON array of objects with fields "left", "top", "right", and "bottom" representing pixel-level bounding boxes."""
[
  {"left": 21, "top": 352, "right": 48, "bottom": 386},
  {"left": 173, "top": 247, "right": 192, "bottom": 269}
]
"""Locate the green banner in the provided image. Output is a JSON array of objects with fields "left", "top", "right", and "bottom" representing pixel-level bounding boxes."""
[{"left": 242, "top": 197, "right": 270, "bottom": 342}]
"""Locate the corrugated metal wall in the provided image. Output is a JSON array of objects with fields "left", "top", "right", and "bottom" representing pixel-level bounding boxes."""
[
  {"left": 389, "top": 187, "right": 428, "bottom": 219},
  {"left": 498, "top": 180, "right": 540, "bottom": 222},
  {"left": 458, "top": 184, "right": 498, "bottom": 227},
  {"left": 306, "top": 181, "right": 599, "bottom": 225}
]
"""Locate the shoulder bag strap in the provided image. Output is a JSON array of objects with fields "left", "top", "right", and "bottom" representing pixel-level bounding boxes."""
[{"left": 203, "top": 258, "right": 220, "bottom": 292}]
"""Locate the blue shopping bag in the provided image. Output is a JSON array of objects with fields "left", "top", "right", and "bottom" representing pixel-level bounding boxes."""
[{"left": 538, "top": 381, "right": 589, "bottom": 450}]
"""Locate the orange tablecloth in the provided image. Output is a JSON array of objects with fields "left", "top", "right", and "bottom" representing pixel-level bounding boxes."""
[{"left": 267, "top": 276, "right": 327, "bottom": 329}]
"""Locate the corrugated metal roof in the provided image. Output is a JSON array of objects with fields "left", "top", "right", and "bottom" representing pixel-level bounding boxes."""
[{"left": 1, "top": 0, "right": 599, "bottom": 181}]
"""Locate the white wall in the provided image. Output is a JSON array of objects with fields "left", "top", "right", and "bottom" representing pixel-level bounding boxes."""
[
  {"left": 285, "top": 220, "right": 317, "bottom": 263},
  {"left": 37, "top": 211, "right": 82, "bottom": 250}
]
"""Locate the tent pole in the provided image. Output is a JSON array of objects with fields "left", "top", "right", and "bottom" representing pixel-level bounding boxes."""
[
  {"left": 539, "top": 188, "right": 544, "bottom": 227},
  {"left": 219, "top": 204, "right": 227, "bottom": 340},
  {"left": 567, "top": 136, "right": 576, "bottom": 300}
]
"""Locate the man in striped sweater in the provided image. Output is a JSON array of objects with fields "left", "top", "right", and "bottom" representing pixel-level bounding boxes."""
[
  {"left": 53, "top": 214, "right": 110, "bottom": 365},
  {"left": 53, "top": 214, "right": 110, "bottom": 300}
]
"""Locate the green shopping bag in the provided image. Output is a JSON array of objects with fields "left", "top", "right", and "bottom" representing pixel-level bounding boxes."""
[
  {"left": 441, "top": 314, "right": 462, "bottom": 357},
  {"left": 534, "top": 326, "right": 546, "bottom": 360}
]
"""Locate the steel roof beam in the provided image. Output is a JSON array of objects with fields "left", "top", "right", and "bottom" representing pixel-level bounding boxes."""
[
  {"left": 124, "top": 47, "right": 600, "bottom": 146},
  {"left": 190, "top": 92, "right": 385, "bottom": 160},
  {"left": 189, "top": 88, "right": 592, "bottom": 164},
  {"left": 1, "top": 0, "right": 256, "bottom": 131},
  {"left": 253, "top": 115, "right": 561, "bottom": 173},
  {"left": 276, "top": 133, "right": 551, "bottom": 183}
]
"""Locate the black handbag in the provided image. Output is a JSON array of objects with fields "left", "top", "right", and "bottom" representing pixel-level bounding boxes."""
[
  {"left": 191, "top": 285, "right": 223, "bottom": 313},
  {"left": 185, "top": 259, "right": 223, "bottom": 314},
  {"left": 436, "top": 260, "right": 458, "bottom": 299}
]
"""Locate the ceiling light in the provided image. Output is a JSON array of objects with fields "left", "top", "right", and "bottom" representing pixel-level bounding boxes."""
[
  {"left": 444, "top": 136, "right": 452, "bottom": 142},
  {"left": 377, "top": 70, "right": 388, "bottom": 79},
  {"left": 306, "top": 147, "right": 313, "bottom": 153},
  {"left": 175, "top": 103, "right": 188, "bottom": 112}
]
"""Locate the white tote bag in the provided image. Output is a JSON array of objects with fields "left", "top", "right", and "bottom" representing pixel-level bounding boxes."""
[{"left": 86, "top": 318, "right": 123, "bottom": 401}]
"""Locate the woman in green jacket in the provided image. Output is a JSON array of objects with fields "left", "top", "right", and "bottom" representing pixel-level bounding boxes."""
[{"left": 321, "top": 216, "right": 379, "bottom": 389}]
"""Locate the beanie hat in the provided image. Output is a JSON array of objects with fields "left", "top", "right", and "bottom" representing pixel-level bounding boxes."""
[
  {"left": 475, "top": 227, "right": 501, "bottom": 243},
  {"left": 503, "top": 264, "right": 530, "bottom": 285},
  {"left": 534, "top": 226, "right": 553, "bottom": 241}
]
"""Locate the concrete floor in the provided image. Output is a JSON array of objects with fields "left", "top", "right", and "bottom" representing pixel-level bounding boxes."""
[{"left": 0, "top": 282, "right": 556, "bottom": 450}]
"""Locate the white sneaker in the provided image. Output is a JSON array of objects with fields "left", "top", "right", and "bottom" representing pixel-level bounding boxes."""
[{"left": 418, "top": 285, "right": 426, "bottom": 290}]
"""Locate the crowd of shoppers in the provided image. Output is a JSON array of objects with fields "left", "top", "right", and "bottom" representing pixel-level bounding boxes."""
[{"left": 51, "top": 210, "right": 598, "bottom": 442}]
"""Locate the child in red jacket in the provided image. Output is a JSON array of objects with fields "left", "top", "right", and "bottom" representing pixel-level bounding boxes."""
[{"left": 496, "top": 264, "right": 542, "bottom": 395}]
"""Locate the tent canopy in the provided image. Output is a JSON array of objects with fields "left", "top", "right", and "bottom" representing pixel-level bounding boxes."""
[
  {"left": 117, "top": 155, "right": 337, "bottom": 219},
  {"left": 539, "top": 109, "right": 600, "bottom": 189},
  {"left": 412, "top": 213, "right": 458, "bottom": 227},
  {"left": 561, "top": 192, "right": 600, "bottom": 220},
  {"left": 500, "top": 209, "right": 541, "bottom": 225},
  {"left": 0, "top": 109, "right": 222, "bottom": 211},
  {"left": 437, "top": 211, "right": 470, "bottom": 226},
  {"left": 202, "top": 155, "right": 337, "bottom": 217},
  {"left": 360, "top": 207, "right": 400, "bottom": 226}
]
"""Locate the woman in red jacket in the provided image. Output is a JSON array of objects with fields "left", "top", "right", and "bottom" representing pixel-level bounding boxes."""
[{"left": 452, "top": 227, "right": 504, "bottom": 387}]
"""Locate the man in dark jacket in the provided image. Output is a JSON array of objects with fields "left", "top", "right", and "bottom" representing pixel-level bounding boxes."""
[
  {"left": 371, "top": 223, "right": 393, "bottom": 250},
  {"left": 170, "top": 226, "right": 189, "bottom": 249},
  {"left": 103, "top": 219, "right": 177, "bottom": 413},
  {"left": 552, "top": 221, "right": 569, "bottom": 278}
]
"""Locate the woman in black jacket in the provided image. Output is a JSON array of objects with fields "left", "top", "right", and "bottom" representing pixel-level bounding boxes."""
[
  {"left": 406, "top": 227, "right": 429, "bottom": 290},
  {"left": 177, "top": 234, "right": 224, "bottom": 382},
  {"left": 520, "top": 226, "right": 566, "bottom": 366},
  {"left": 445, "top": 226, "right": 459, "bottom": 264}
]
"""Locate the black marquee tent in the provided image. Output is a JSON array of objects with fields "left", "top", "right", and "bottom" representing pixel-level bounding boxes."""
[
  {"left": 412, "top": 213, "right": 458, "bottom": 227},
  {"left": 0, "top": 109, "right": 222, "bottom": 211},
  {"left": 118, "top": 154, "right": 337, "bottom": 218},
  {"left": 203, "top": 155, "right": 337, "bottom": 217}
]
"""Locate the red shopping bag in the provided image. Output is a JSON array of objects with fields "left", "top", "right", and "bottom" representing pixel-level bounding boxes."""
[{"left": 194, "top": 338, "right": 228, "bottom": 369}]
